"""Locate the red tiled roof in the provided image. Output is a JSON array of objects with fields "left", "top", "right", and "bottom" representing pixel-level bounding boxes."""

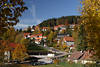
[
  {"left": 43, "top": 36, "right": 47, "bottom": 38},
  {"left": 36, "top": 34, "right": 42, "bottom": 36},
  {"left": 64, "top": 36, "right": 74, "bottom": 42},
  {"left": 24, "top": 33, "right": 30, "bottom": 36},
  {"left": 54, "top": 25, "right": 60, "bottom": 28},
  {"left": 36, "top": 37, "right": 42, "bottom": 40},
  {"left": 42, "top": 27, "right": 49, "bottom": 29},
  {"left": 30, "top": 34, "right": 36, "bottom": 38},
  {"left": 9, "top": 43, "right": 17, "bottom": 48},
  {"left": 30, "top": 34, "right": 43, "bottom": 39},
  {"left": 58, "top": 25, "right": 65, "bottom": 27},
  {"left": 80, "top": 50, "right": 93, "bottom": 60},
  {"left": 68, "top": 50, "right": 93, "bottom": 61}
]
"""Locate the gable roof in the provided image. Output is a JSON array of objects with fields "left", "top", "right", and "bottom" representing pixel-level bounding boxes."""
[
  {"left": 64, "top": 36, "right": 74, "bottom": 42},
  {"left": 24, "top": 33, "right": 30, "bottom": 36},
  {"left": 54, "top": 25, "right": 65, "bottom": 28},
  {"left": 80, "top": 50, "right": 93, "bottom": 60},
  {"left": 42, "top": 27, "right": 49, "bottom": 29},
  {"left": 68, "top": 51, "right": 83, "bottom": 60},
  {"left": 68, "top": 50, "right": 93, "bottom": 61}
]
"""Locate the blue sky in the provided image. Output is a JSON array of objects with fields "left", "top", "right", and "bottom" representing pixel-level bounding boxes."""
[{"left": 15, "top": 0, "right": 81, "bottom": 29}]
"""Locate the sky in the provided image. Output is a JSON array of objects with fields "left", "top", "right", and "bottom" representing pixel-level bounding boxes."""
[{"left": 15, "top": 0, "right": 81, "bottom": 29}]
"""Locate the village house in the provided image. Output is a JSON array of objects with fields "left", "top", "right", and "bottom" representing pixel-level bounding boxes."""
[
  {"left": 56, "top": 34, "right": 70, "bottom": 44},
  {"left": 57, "top": 34, "right": 70, "bottom": 38},
  {"left": 29, "top": 34, "right": 47, "bottom": 44},
  {"left": 54, "top": 25, "right": 65, "bottom": 30},
  {"left": 4, "top": 43, "right": 17, "bottom": 62},
  {"left": 42, "top": 27, "right": 49, "bottom": 31},
  {"left": 80, "top": 50, "right": 95, "bottom": 64},
  {"left": 67, "top": 50, "right": 96, "bottom": 64},
  {"left": 59, "top": 26, "right": 66, "bottom": 32},
  {"left": 24, "top": 33, "right": 31, "bottom": 39},
  {"left": 67, "top": 51, "right": 83, "bottom": 63},
  {"left": 63, "top": 36, "right": 74, "bottom": 46},
  {"left": 69, "top": 24, "right": 75, "bottom": 30}
]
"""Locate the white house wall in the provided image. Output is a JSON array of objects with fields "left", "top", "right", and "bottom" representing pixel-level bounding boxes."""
[{"left": 66, "top": 42, "right": 74, "bottom": 45}]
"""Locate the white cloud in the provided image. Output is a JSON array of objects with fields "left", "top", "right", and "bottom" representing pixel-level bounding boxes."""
[
  {"left": 15, "top": 2, "right": 41, "bottom": 29},
  {"left": 14, "top": 23, "right": 32, "bottom": 29},
  {"left": 19, "top": 18, "right": 41, "bottom": 25},
  {"left": 29, "top": 4, "right": 41, "bottom": 25}
]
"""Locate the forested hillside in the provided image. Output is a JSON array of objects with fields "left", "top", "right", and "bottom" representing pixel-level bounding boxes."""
[{"left": 38, "top": 16, "right": 80, "bottom": 27}]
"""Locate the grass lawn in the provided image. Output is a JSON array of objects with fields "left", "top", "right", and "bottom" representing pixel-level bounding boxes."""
[
  {"left": 37, "top": 61, "right": 100, "bottom": 67},
  {"left": 37, "top": 62, "right": 84, "bottom": 67},
  {"left": 1, "top": 61, "right": 100, "bottom": 67}
]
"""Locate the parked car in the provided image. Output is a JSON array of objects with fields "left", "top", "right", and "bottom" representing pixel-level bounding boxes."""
[
  {"left": 39, "top": 61, "right": 47, "bottom": 65},
  {"left": 31, "top": 62, "right": 40, "bottom": 66},
  {"left": 31, "top": 61, "right": 47, "bottom": 66}
]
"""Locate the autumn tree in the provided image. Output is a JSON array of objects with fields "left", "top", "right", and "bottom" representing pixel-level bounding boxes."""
[
  {"left": 12, "top": 44, "right": 28, "bottom": 61},
  {"left": 27, "top": 26, "right": 32, "bottom": 33},
  {"left": 81, "top": 0, "right": 100, "bottom": 59},
  {"left": 0, "top": 0, "right": 27, "bottom": 36},
  {"left": 73, "top": 24, "right": 87, "bottom": 51},
  {"left": 60, "top": 30, "right": 66, "bottom": 34},
  {"left": 0, "top": 40, "right": 10, "bottom": 62},
  {"left": 62, "top": 42, "right": 67, "bottom": 50},
  {"left": 15, "top": 33, "right": 23, "bottom": 44},
  {"left": 2, "top": 27, "right": 17, "bottom": 42},
  {"left": 0, "top": 41, "right": 5, "bottom": 62},
  {"left": 20, "top": 38, "right": 29, "bottom": 47},
  {"left": 47, "top": 31, "right": 54, "bottom": 43}
]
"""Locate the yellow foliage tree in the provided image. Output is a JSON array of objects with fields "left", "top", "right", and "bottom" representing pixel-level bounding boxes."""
[
  {"left": 81, "top": 0, "right": 100, "bottom": 59},
  {"left": 62, "top": 42, "right": 67, "bottom": 50},
  {"left": 0, "top": 40, "right": 10, "bottom": 62},
  {"left": 48, "top": 31, "right": 54, "bottom": 43},
  {"left": 12, "top": 44, "right": 28, "bottom": 61}
]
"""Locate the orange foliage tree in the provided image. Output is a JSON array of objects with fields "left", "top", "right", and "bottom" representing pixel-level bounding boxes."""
[{"left": 12, "top": 44, "right": 28, "bottom": 61}]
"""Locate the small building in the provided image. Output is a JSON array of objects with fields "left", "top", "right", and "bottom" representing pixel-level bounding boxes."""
[
  {"left": 67, "top": 50, "right": 95, "bottom": 64},
  {"left": 67, "top": 51, "right": 83, "bottom": 63},
  {"left": 69, "top": 24, "right": 75, "bottom": 30},
  {"left": 54, "top": 25, "right": 65, "bottom": 30},
  {"left": 30, "top": 34, "right": 46, "bottom": 45},
  {"left": 24, "top": 33, "right": 31, "bottom": 39},
  {"left": 42, "top": 27, "right": 49, "bottom": 31},
  {"left": 63, "top": 36, "right": 74, "bottom": 46},
  {"left": 57, "top": 34, "right": 70, "bottom": 38},
  {"left": 4, "top": 43, "right": 17, "bottom": 62},
  {"left": 80, "top": 50, "right": 95, "bottom": 64}
]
